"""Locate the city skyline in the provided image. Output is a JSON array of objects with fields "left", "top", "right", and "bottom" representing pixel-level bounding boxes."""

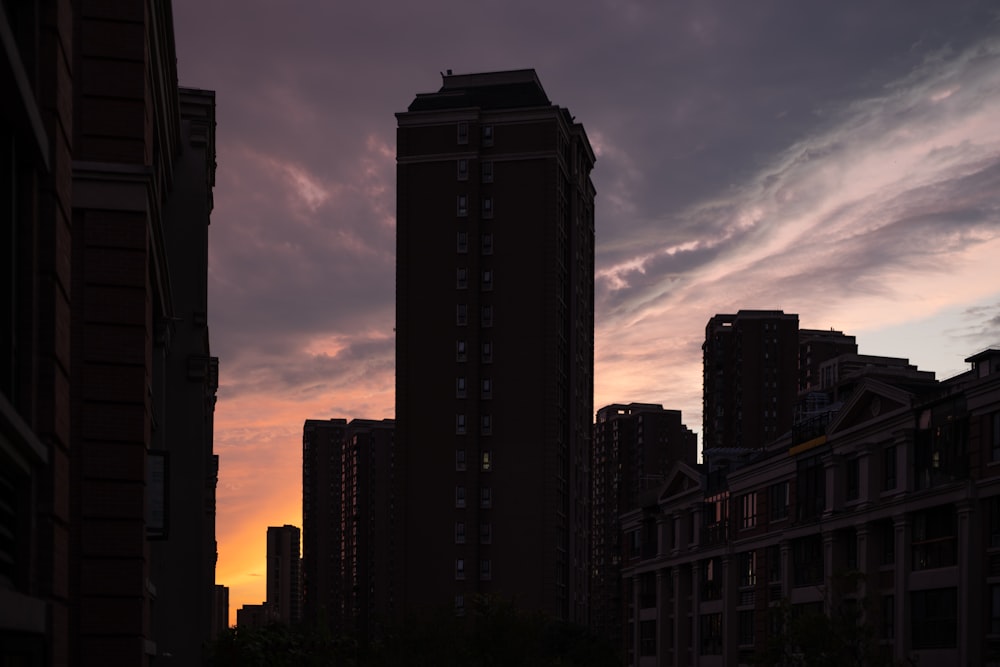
[{"left": 171, "top": 1, "right": 1000, "bottom": 623}]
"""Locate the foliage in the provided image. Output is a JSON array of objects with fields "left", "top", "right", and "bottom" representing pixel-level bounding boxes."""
[{"left": 753, "top": 571, "right": 897, "bottom": 667}]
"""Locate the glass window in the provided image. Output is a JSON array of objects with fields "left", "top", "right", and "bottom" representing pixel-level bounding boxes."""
[
  {"left": 846, "top": 458, "right": 860, "bottom": 500},
  {"left": 457, "top": 195, "right": 468, "bottom": 217},
  {"left": 455, "top": 558, "right": 465, "bottom": 580},
  {"left": 455, "top": 486, "right": 465, "bottom": 508},
  {"left": 740, "top": 493, "right": 757, "bottom": 529},
  {"left": 455, "top": 521, "right": 465, "bottom": 543},
  {"left": 480, "top": 522, "right": 492, "bottom": 544},
  {"left": 481, "top": 269, "right": 493, "bottom": 291},
  {"left": 456, "top": 267, "right": 467, "bottom": 289},
  {"left": 455, "top": 414, "right": 466, "bottom": 434},
  {"left": 480, "top": 487, "right": 492, "bottom": 508},
  {"left": 883, "top": 445, "right": 897, "bottom": 490},
  {"left": 456, "top": 304, "right": 467, "bottom": 326},
  {"left": 456, "top": 339, "right": 467, "bottom": 361},
  {"left": 482, "top": 341, "right": 492, "bottom": 363},
  {"left": 457, "top": 158, "right": 468, "bottom": 181},
  {"left": 481, "top": 233, "right": 493, "bottom": 255},
  {"left": 481, "top": 378, "right": 492, "bottom": 398},
  {"left": 480, "top": 559, "right": 491, "bottom": 580},
  {"left": 700, "top": 613, "right": 722, "bottom": 655},
  {"left": 911, "top": 588, "right": 957, "bottom": 649},
  {"left": 455, "top": 449, "right": 466, "bottom": 471},
  {"left": 481, "top": 305, "right": 493, "bottom": 327},
  {"left": 457, "top": 122, "right": 468, "bottom": 144},
  {"left": 481, "top": 451, "right": 492, "bottom": 472},
  {"left": 481, "top": 414, "right": 492, "bottom": 435},
  {"left": 481, "top": 160, "right": 493, "bottom": 183},
  {"left": 481, "top": 124, "right": 493, "bottom": 146},
  {"left": 739, "top": 610, "right": 755, "bottom": 646},
  {"left": 739, "top": 551, "right": 757, "bottom": 588},
  {"left": 768, "top": 481, "right": 789, "bottom": 521},
  {"left": 457, "top": 231, "right": 468, "bottom": 253},
  {"left": 482, "top": 196, "right": 493, "bottom": 219},
  {"left": 455, "top": 377, "right": 466, "bottom": 398}
]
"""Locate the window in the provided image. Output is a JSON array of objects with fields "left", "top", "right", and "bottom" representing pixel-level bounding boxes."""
[
  {"left": 880, "top": 519, "right": 896, "bottom": 564},
  {"left": 639, "top": 572, "right": 656, "bottom": 608},
  {"left": 481, "top": 341, "right": 492, "bottom": 363},
  {"left": 766, "top": 544, "right": 781, "bottom": 583},
  {"left": 481, "top": 414, "right": 492, "bottom": 435},
  {"left": 481, "top": 160, "right": 493, "bottom": 183},
  {"left": 701, "top": 557, "right": 721, "bottom": 600},
  {"left": 455, "top": 521, "right": 465, "bottom": 543},
  {"left": 481, "top": 305, "right": 493, "bottom": 327},
  {"left": 846, "top": 458, "right": 860, "bottom": 501},
  {"left": 457, "top": 158, "right": 468, "bottom": 181},
  {"left": 455, "top": 486, "right": 466, "bottom": 508},
  {"left": 481, "top": 378, "right": 492, "bottom": 399},
  {"left": 457, "top": 195, "right": 468, "bottom": 217},
  {"left": 482, "top": 196, "right": 493, "bottom": 219},
  {"left": 480, "top": 487, "right": 492, "bottom": 508},
  {"left": 481, "top": 269, "right": 493, "bottom": 291},
  {"left": 480, "top": 522, "right": 492, "bottom": 544},
  {"left": 455, "top": 594, "right": 465, "bottom": 616},
  {"left": 792, "top": 535, "right": 823, "bottom": 587},
  {"left": 455, "top": 414, "right": 466, "bottom": 434},
  {"left": 481, "top": 233, "right": 493, "bottom": 255},
  {"left": 639, "top": 620, "right": 656, "bottom": 657},
  {"left": 768, "top": 481, "right": 789, "bottom": 521},
  {"left": 480, "top": 559, "right": 491, "bottom": 580},
  {"left": 456, "top": 340, "right": 467, "bottom": 361},
  {"left": 911, "top": 588, "right": 957, "bottom": 649},
  {"left": 457, "top": 122, "right": 468, "bottom": 144},
  {"left": 456, "top": 304, "right": 467, "bottom": 326},
  {"left": 912, "top": 505, "right": 956, "bottom": 570},
  {"left": 455, "top": 449, "right": 466, "bottom": 471},
  {"left": 481, "top": 124, "right": 493, "bottom": 146},
  {"left": 700, "top": 613, "right": 723, "bottom": 655},
  {"left": 740, "top": 493, "right": 757, "bottom": 529},
  {"left": 481, "top": 451, "right": 492, "bottom": 472},
  {"left": 881, "top": 595, "right": 894, "bottom": 639},
  {"left": 456, "top": 267, "right": 467, "bottom": 289},
  {"left": 455, "top": 558, "right": 465, "bottom": 580},
  {"left": 914, "top": 399, "right": 968, "bottom": 489},
  {"left": 738, "top": 610, "right": 755, "bottom": 646},
  {"left": 739, "top": 551, "right": 757, "bottom": 588},
  {"left": 457, "top": 231, "right": 468, "bottom": 253},
  {"left": 883, "top": 445, "right": 897, "bottom": 491},
  {"left": 796, "top": 455, "right": 825, "bottom": 521},
  {"left": 455, "top": 376, "right": 466, "bottom": 398}
]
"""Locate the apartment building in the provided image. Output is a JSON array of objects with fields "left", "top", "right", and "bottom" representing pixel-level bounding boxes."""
[
  {"left": 266, "top": 525, "right": 302, "bottom": 626},
  {"left": 622, "top": 349, "right": 1000, "bottom": 667},
  {"left": 395, "top": 69, "right": 596, "bottom": 621}
]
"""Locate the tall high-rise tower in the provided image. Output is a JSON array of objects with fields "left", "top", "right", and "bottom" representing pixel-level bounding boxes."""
[
  {"left": 266, "top": 525, "right": 302, "bottom": 625},
  {"left": 395, "top": 69, "right": 596, "bottom": 621}
]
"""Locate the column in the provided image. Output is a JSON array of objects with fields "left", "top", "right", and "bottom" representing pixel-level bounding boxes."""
[{"left": 892, "top": 513, "right": 909, "bottom": 662}]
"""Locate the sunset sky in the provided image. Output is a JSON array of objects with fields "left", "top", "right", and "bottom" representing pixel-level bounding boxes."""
[{"left": 172, "top": 1, "right": 1000, "bottom": 624}]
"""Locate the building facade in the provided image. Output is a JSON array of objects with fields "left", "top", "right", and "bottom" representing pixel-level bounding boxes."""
[
  {"left": 0, "top": 2, "right": 219, "bottom": 664},
  {"left": 302, "top": 418, "right": 396, "bottom": 637},
  {"left": 267, "top": 525, "right": 302, "bottom": 626},
  {"left": 592, "top": 404, "right": 697, "bottom": 646},
  {"left": 622, "top": 349, "right": 1000, "bottom": 667},
  {"left": 395, "top": 69, "right": 596, "bottom": 622}
]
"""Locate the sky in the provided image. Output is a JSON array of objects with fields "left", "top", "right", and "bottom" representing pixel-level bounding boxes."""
[{"left": 172, "top": 0, "right": 1000, "bottom": 624}]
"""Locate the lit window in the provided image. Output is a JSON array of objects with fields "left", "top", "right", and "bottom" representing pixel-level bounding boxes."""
[
  {"left": 480, "top": 559, "right": 492, "bottom": 580},
  {"left": 456, "top": 377, "right": 466, "bottom": 398},
  {"left": 457, "top": 195, "right": 468, "bottom": 217},
  {"left": 481, "top": 451, "right": 492, "bottom": 472},
  {"left": 481, "top": 487, "right": 492, "bottom": 508},
  {"left": 481, "top": 233, "right": 493, "bottom": 255},
  {"left": 456, "top": 340, "right": 467, "bottom": 361},
  {"left": 455, "top": 486, "right": 466, "bottom": 508},
  {"left": 481, "top": 160, "right": 493, "bottom": 183},
  {"left": 482, "top": 124, "right": 493, "bottom": 146},
  {"left": 481, "top": 269, "right": 493, "bottom": 291},
  {"left": 456, "top": 558, "right": 465, "bottom": 580},
  {"left": 456, "top": 267, "right": 467, "bottom": 289},
  {"left": 455, "top": 449, "right": 466, "bottom": 471},
  {"left": 456, "top": 304, "right": 467, "bottom": 326},
  {"left": 455, "top": 522, "right": 466, "bottom": 544},
  {"left": 457, "top": 122, "right": 468, "bottom": 145},
  {"left": 482, "top": 196, "right": 493, "bottom": 219},
  {"left": 456, "top": 414, "right": 466, "bottom": 434},
  {"left": 457, "top": 231, "right": 468, "bottom": 254},
  {"left": 457, "top": 159, "right": 468, "bottom": 181}
]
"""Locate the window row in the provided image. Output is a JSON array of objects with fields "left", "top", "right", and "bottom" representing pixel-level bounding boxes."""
[
  {"left": 455, "top": 231, "right": 492, "bottom": 254},
  {"left": 455, "top": 485, "right": 492, "bottom": 508},
  {"left": 455, "top": 340, "right": 492, "bottom": 363},
  {"left": 454, "top": 521, "right": 493, "bottom": 544},
  {"left": 455, "top": 414, "right": 492, "bottom": 434},
  {"left": 456, "top": 195, "right": 494, "bottom": 219},
  {"left": 455, "top": 449, "right": 492, "bottom": 472},
  {"left": 455, "top": 267, "right": 493, "bottom": 290},
  {"left": 455, "top": 304, "right": 493, "bottom": 327},
  {"left": 455, "top": 377, "right": 492, "bottom": 398},
  {"left": 456, "top": 122, "right": 493, "bottom": 147},
  {"left": 456, "top": 159, "right": 493, "bottom": 183},
  {"left": 454, "top": 558, "right": 492, "bottom": 580}
]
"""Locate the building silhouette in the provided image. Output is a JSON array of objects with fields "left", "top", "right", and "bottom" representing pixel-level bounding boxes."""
[
  {"left": 591, "top": 404, "right": 697, "bottom": 646},
  {"left": 302, "top": 418, "right": 396, "bottom": 636},
  {"left": 267, "top": 525, "right": 302, "bottom": 625},
  {"left": 395, "top": 69, "right": 596, "bottom": 621},
  {"left": 0, "top": 3, "right": 218, "bottom": 665},
  {"left": 622, "top": 349, "right": 1000, "bottom": 666}
]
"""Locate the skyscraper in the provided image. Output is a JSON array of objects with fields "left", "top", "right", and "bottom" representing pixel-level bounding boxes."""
[
  {"left": 266, "top": 525, "right": 302, "bottom": 626},
  {"left": 395, "top": 69, "right": 596, "bottom": 621}
]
